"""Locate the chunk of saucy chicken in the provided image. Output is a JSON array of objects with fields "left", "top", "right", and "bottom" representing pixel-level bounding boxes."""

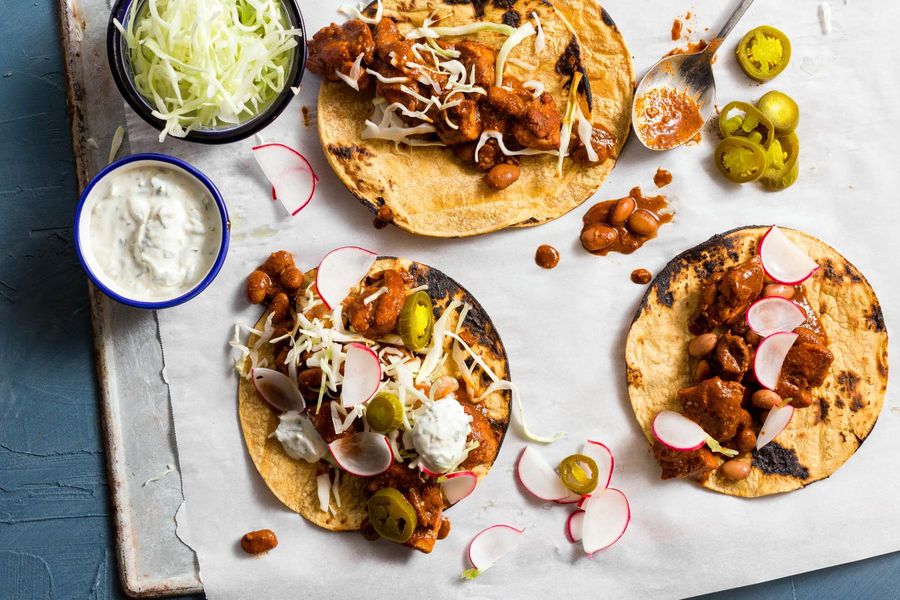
[
  {"left": 244, "top": 251, "right": 503, "bottom": 552},
  {"left": 306, "top": 17, "right": 616, "bottom": 190},
  {"left": 656, "top": 256, "right": 834, "bottom": 482}
]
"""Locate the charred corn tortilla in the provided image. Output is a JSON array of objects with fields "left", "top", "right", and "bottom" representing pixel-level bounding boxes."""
[
  {"left": 238, "top": 258, "right": 511, "bottom": 530},
  {"left": 626, "top": 227, "right": 889, "bottom": 497},
  {"left": 317, "top": 0, "right": 634, "bottom": 237}
]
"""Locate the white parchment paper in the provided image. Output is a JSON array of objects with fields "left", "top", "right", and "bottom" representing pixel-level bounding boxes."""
[{"left": 125, "top": 1, "right": 900, "bottom": 598}]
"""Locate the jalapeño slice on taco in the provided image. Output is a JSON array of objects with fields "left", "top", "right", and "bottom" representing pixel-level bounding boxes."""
[
  {"left": 626, "top": 226, "right": 888, "bottom": 497},
  {"left": 232, "top": 248, "right": 512, "bottom": 552},
  {"left": 305, "top": 0, "right": 634, "bottom": 237}
]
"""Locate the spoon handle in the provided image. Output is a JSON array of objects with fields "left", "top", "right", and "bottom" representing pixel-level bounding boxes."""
[{"left": 712, "top": 0, "right": 756, "bottom": 46}]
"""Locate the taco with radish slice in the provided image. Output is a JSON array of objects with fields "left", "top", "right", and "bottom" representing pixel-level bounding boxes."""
[{"left": 626, "top": 226, "right": 888, "bottom": 497}]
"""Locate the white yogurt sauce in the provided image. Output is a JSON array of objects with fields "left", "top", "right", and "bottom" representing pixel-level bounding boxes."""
[
  {"left": 411, "top": 396, "right": 473, "bottom": 474},
  {"left": 273, "top": 411, "right": 327, "bottom": 462},
  {"left": 87, "top": 165, "right": 221, "bottom": 301}
]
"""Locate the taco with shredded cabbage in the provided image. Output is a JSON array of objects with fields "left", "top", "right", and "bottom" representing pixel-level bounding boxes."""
[
  {"left": 626, "top": 226, "right": 888, "bottom": 497},
  {"left": 305, "top": 0, "right": 633, "bottom": 237},
  {"left": 232, "top": 249, "right": 516, "bottom": 552}
]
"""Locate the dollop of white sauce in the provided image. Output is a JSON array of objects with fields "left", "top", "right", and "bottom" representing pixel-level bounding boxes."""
[
  {"left": 411, "top": 397, "right": 472, "bottom": 474},
  {"left": 273, "top": 411, "right": 327, "bottom": 463},
  {"left": 87, "top": 166, "right": 220, "bottom": 300}
]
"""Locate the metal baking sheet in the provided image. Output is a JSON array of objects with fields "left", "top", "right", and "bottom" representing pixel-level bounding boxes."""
[{"left": 57, "top": 0, "right": 202, "bottom": 596}]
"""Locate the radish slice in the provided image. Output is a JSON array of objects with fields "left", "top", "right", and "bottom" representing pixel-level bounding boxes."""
[
  {"left": 516, "top": 446, "right": 570, "bottom": 501},
  {"left": 467, "top": 524, "right": 525, "bottom": 573},
  {"left": 753, "top": 331, "right": 799, "bottom": 390},
  {"left": 553, "top": 490, "right": 583, "bottom": 505},
  {"left": 315, "top": 246, "right": 378, "bottom": 310},
  {"left": 746, "top": 297, "right": 806, "bottom": 337},
  {"left": 328, "top": 432, "right": 393, "bottom": 477},
  {"left": 756, "top": 404, "right": 795, "bottom": 450},
  {"left": 252, "top": 143, "right": 318, "bottom": 216},
  {"left": 577, "top": 495, "right": 590, "bottom": 509},
  {"left": 581, "top": 488, "right": 630, "bottom": 556},
  {"left": 441, "top": 471, "right": 478, "bottom": 505},
  {"left": 340, "top": 343, "right": 381, "bottom": 407},
  {"left": 758, "top": 226, "right": 819, "bottom": 285},
  {"left": 582, "top": 440, "right": 614, "bottom": 490},
  {"left": 250, "top": 367, "right": 305, "bottom": 412},
  {"left": 565, "top": 510, "right": 585, "bottom": 543},
  {"left": 652, "top": 410, "right": 707, "bottom": 451}
]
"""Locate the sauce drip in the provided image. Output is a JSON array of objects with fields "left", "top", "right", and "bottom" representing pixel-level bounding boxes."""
[
  {"left": 535, "top": 244, "right": 560, "bottom": 269},
  {"left": 373, "top": 205, "right": 394, "bottom": 229},
  {"left": 580, "top": 187, "right": 673, "bottom": 256},
  {"left": 654, "top": 168, "right": 673, "bottom": 188},
  {"left": 240, "top": 529, "right": 278, "bottom": 555},
  {"left": 631, "top": 268, "right": 653, "bottom": 284},
  {"left": 635, "top": 87, "right": 704, "bottom": 150}
]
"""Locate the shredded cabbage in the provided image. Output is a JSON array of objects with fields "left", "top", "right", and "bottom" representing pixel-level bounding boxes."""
[
  {"left": 474, "top": 130, "right": 556, "bottom": 163},
  {"left": 495, "top": 22, "right": 536, "bottom": 86},
  {"left": 114, "top": 0, "right": 300, "bottom": 141},
  {"left": 557, "top": 71, "right": 583, "bottom": 175},
  {"left": 532, "top": 12, "right": 545, "bottom": 53},
  {"left": 575, "top": 103, "right": 598, "bottom": 162}
]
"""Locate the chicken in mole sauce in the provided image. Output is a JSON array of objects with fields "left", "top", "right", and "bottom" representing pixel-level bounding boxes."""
[
  {"left": 656, "top": 253, "right": 834, "bottom": 483},
  {"left": 305, "top": 16, "right": 616, "bottom": 190}
]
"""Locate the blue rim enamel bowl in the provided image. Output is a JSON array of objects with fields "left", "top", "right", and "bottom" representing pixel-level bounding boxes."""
[
  {"left": 107, "top": 0, "right": 307, "bottom": 144},
  {"left": 73, "top": 153, "right": 230, "bottom": 309}
]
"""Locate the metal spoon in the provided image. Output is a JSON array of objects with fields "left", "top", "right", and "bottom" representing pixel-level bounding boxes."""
[{"left": 632, "top": 0, "right": 756, "bottom": 150}]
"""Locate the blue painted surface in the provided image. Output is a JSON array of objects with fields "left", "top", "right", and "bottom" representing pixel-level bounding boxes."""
[{"left": 0, "top": 2, "right": 898, "bottom": 599}]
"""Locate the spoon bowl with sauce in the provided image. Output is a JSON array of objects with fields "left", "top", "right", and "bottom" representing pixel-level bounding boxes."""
[
  {"left": 632, "top": 0, "right": 756, "bottom": 151},
  {"left": 74, "top": 154, "right": 230, "bottom": 309}
]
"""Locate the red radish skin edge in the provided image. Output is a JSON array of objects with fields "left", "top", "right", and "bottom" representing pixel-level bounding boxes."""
[
  {"left": 652, "top": 411, "right": 707, "bottom": 452},
  {"left": 553, "top": 491, "right": 584, "bottom": 505},
  {"left": 250, "top": 367, "right": 304, "bottom": 413},
  {"left": 515, "top": 446, "right": 572, "bottom": 502},
  {"left": 252, "top": 143, "right": 319, "bottom": 216},
  {"left": 584, "top": 439, "right": 615, "bottom": 490},
  {"left": 341, "top": 343, "right": 381, "bottom": 407},
  {"left": 441, "top": 471, "right": 478, "bottom": 505},
  {"left": 756, "top": 404, "right": 795, "bottom": 450},
  {"left": 327, "top": 434, "right": 393, "bottom": 477},
  {"left": 745, "top": 297, "right": 806, "bottom": 337},
  {"left": 565, "top": 510, "right": 585, "bottom": 543},
  {"left": 758, "top": 226, "right": 820, "bottom": 286},
  {"left": 315, "top": 246, "right": 378, "bottom": 310},
  {"left": 584, "top": 488, "right": 631, "bottom": 558},
  {"left": 467, "top": 525, "right": 526, "bottom": 571},
  {"left": 753, "top": 331, "right": 799, "bottom": 390}
]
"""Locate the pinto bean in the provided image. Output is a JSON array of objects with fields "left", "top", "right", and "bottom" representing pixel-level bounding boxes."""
[
  {"left": 763, "top": 284, "right": 795, "bottom": 299},
  {"left": 610, "top": 197, "right": 636, "bottom": 225},
  {"left": 246, "top": 270, "right": 272, "bottom": 304},
  {"left": 720, "top": 459, "right": 751, "bottom": 481},
  {"left": 484, "top": 163, "right": 520, "bottom": 190},
  {"left": 752, "top": 389, "right": 782, "bottom": 410},
  {"left": 626, "top": 209, "right": 660, "bottom": 236},
  {"left": 581, "top": 224, "right": 618, "bottom": 252},
  {"left": 688, "top": 333, "right": 718, "bottom": 358},
  {"left": 270, "top": 292, "right": 290, "bottom": 320},
  {"left": 280, "top": 266, "right": 303, "bottom": 292},
  {"left": 695, "top": 359, "right": 711, "bottom": 382},
  {"left": 263, "top": 250, "right": 294, "bottom": 276}
]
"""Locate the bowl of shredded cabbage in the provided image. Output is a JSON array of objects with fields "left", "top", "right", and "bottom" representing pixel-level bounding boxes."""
[{"left": 108, "top": 0, "right": 306, "bottom": 144}]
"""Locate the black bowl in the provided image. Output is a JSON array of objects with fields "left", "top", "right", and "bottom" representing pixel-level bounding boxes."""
[{"left": 107, "top": 0, "right": 307, "bottom": 144}]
